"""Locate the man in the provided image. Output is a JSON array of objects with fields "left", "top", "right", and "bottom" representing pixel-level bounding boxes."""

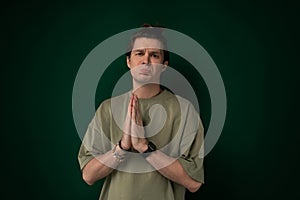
[{"left": 78, "top": 24, "right": 204, "bottom": 200}]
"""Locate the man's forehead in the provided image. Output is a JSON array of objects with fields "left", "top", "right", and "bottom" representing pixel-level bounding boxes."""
[{"left": 132, "top": 37, "right": 164, "bottom": 51}]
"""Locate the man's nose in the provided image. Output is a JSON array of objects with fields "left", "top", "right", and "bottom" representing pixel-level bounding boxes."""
[{"left": 142, "top": 53, "right": 150, "bottom": 64}]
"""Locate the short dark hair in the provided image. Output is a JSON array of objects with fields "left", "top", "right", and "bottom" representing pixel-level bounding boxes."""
[{"left": 126, "top": 23, "right": 169, "bottom": 63}]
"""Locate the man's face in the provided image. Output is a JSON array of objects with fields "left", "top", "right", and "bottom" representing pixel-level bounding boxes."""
[{"left": 127, "top": 37, "right": 168, "bottom": 84}]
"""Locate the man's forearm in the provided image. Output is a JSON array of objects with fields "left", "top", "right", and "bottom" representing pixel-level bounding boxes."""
[
  {"left": 146, "top": 150, "right": 202, "bottom": 192},
  {"left": 82, "top": 145, "right": 124, "bottom": 185}
]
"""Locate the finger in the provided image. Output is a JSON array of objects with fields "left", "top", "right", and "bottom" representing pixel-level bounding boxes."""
[
  {"left": 135, "top": 95, "right": 139, "bottom": 110},
  {"left": 133, "top": 96, "right": 142, "bottom": 125},
  {"left": 123, "top": 95, "right": 134, "bottom": 135},
  {"left": 134, "top": 96, "right": 142, "bottom": 125},
  {"left": 131, "top": 95, "right": 138, "bottom": 137},
  {"left": 132, "top": 95, "right": 136, "bottom": 123},
  {"left": 129, "top": 95, "right": 134, "bottom": 117},
  {"left": 123, "top": 116, "right": 131, "bottom": 135},
  {"left": 136, "top": 112, "right": 142, "bottom": 126},
  {"left": 131, "top": 95, "right": 145, "bottom": 138}
]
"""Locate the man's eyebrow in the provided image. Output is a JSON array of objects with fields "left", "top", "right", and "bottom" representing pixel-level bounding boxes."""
[
  {"left": 132, "top": 49, "right": 145, "bottom": 52},
  {"left": 150, "top": 50, "right": 161, "bottom": 54},
  {"left": 132, "top": 49, "right": 162, "bottom": 54}
]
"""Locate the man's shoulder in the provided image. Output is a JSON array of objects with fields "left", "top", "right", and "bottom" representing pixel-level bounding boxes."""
[
  {"left": 96, "top": 92, "right": 131, "bottom": 112},
  {"left": 160, "top": 90, "right": 199, "bottom": 114},
  {"left": 168, "top": 92, "right": 196, "bottom": 109}
]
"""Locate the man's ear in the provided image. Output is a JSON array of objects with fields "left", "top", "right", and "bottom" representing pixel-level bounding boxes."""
[
  {"left": 126, "top": 56, "right": 131, "bottom": 69},
  {"left": 162, "top": 61, "right": 168, "bottom": 72}
]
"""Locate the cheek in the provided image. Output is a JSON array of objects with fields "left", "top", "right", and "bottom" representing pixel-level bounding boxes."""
[
  {"left": 130, "top": 66, "right": 139, "bottom": 74},
  {"left": 129, "top": 69, "right": 136, "bottom": 77},
  {"left": 128, "top": 60, "right": 139, "bottom": 68}
]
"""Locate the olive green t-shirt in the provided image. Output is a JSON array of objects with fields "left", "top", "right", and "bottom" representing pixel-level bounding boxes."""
[{"left": 78, "top": 90, "right": 204, "bottom": 200}]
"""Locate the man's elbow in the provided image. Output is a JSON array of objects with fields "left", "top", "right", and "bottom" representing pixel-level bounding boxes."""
[
  {"left": 82, "top": 172, "right": 95, "bottom": 186},
  {"left": 187, "top": 182, "right": 202, "bottom": 193}
]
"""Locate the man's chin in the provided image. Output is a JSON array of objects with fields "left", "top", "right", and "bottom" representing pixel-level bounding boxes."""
[{"left": 133, "top": 77, "right": 159, "bottom": 85}]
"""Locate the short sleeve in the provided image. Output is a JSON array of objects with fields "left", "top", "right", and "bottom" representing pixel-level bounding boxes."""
[
  {"left": 178, "top": 120, "right": 205, "bottom": 183},
  {"left": 78, "top": 144, "right": 94, "bottom": 170},
  {"left": 77, "top": 100, "right": 112, "bottom": 170}
]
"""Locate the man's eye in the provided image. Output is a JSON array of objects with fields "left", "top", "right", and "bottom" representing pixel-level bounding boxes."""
[
  {"left": 152, "top": 54, "right": 159, "bottom": 58},
  {"left": 135, "top": 52, "right": 143, "bottom": 56}
]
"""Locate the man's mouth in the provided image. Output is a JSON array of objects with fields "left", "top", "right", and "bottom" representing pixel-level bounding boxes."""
[{"left": 139, "top": 69, "right": 151, "bottom": 75}]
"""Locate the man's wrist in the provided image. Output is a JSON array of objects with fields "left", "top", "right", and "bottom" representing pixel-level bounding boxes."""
[
  {"left": 112, "top": 144, "right": 126, "bottom": 163},
  {"left": 119, "top": 140, "right": 130, "bottom": 151},
  {"left": 139, "top": 142, "right": 149, "bottom": 153},
  {"left": 141, "top": 141, "right": 156, "bottom": 158}
]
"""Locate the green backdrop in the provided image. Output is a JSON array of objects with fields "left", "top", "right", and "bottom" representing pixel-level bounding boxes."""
[{"left": 2, "top": 0, "right": 298, "bottom": 199}]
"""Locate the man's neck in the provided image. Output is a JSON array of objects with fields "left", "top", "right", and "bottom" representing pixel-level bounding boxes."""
[{"left": 132, "top": 83, "right": 162, "bottom": 99}]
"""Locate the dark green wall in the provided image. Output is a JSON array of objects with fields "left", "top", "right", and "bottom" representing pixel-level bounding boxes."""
[{"left": 2, "top": 0, "right": 298, "bottom": 199}]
